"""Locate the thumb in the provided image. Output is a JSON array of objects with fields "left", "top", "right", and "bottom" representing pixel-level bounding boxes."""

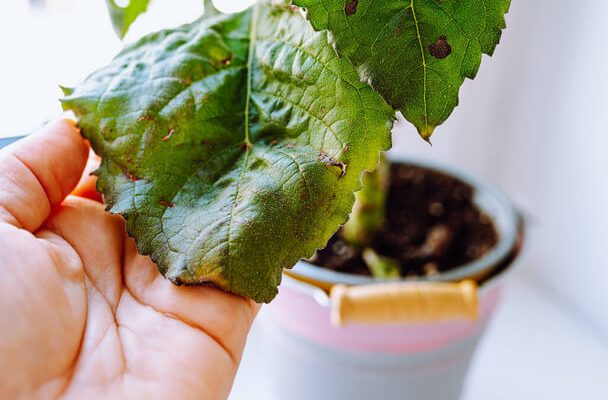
[{"left": 0, "top": 119, "right": 89, "bottom": 231}]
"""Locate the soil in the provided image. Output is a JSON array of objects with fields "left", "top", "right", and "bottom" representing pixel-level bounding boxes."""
[{"left": 311, "top": 163, "right": 499, "bottom": 278}]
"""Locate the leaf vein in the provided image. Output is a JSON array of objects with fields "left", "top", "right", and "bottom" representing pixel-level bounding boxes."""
[
  {"left": 255, "top": 90, "right": 344, "bottom": 148},
  {"left": 409, "top": 0, "right": 429, "bottom": 129}
]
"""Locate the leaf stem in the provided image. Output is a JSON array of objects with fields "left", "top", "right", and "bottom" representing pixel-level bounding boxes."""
[
  {"left": 410, "top": 0, "right": 429, "bottom": 130},
  {"left": 362, "top": 248, "right": 401, "bottom": 279},
  {"left": 343, "top": 154, "right": 390, "bottom": 246}
]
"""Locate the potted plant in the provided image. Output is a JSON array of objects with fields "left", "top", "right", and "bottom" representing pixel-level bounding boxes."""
[
  {"left": 62, "top": 0, "right": 519, "bottom": 398},
  {"left": 263, "top": 157, "right": 522, "bottom": 399}
]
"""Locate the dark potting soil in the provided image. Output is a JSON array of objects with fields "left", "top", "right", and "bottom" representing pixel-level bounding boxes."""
[{"left": 311, "top": 163, "right": 499, "bottom": 277}]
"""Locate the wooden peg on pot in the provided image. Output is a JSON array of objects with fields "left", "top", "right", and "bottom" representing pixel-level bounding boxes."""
[{"left": 330, "top": 280, "right": 478, "bottom": 327}]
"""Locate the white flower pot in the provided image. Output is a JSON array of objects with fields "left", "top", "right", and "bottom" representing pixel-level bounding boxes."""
[{"left": 262, "top": 157, "right": 523, "bottom": 400}]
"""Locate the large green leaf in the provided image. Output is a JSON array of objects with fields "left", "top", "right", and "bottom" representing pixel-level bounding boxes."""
[
  {"left": 105, "top": 0, "right": 151, "bottom": 39},
  {"left": 62, "top": 1, "right": 394, "bottom": 302},
  {"left": 293, "top": 0, "right": 511, "bottom": 139}
]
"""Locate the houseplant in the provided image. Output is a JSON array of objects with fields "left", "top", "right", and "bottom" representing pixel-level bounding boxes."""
[
  {"left": 63, "top": 0, "right": 511, "bottom": 301},
  {"left": 263, "top": 157, "right": 522, "bottom": 399},
  {"left": 62, "top": 0, "right": 516, "bottom": 398}
]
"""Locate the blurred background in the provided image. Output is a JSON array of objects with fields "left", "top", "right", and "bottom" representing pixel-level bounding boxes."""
[{"left": 1, "top": 0, "right": 607, "bottom": 398}]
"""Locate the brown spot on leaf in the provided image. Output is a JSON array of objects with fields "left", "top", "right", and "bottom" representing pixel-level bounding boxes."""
[
  {"left": 273, "top": 3, "right": 299, "bottom": 13},
  {"left": 137, "top": 114, "right": 155, "bottom": 123},
  {"left": 124, "top": 170, "right": 140, "bottom": 182},
  {"left": 429, "top": 36, "right": 452, "bottom": 59},
  {"left": 319, "top": 152, "right": 347, "bottom": 178},
  {"left": 220, "top": 54, "right": 232, "bottom": 66},
  {"left": 160, "top": 200, "right": 175, "bottom": 208},
  {"left": 345, "top": 0, "right": 358, "bottom": 16}
]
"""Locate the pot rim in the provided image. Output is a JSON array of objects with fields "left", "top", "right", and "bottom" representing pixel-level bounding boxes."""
[{"left": 288, "top": 156, "right": 521, "bottom": 287}]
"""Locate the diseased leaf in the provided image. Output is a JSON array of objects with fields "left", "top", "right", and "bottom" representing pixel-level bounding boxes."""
[
  {"left": 293, "top": 0, "right": 511, "bottom": 138},
  {"left": 62, "top": 1, "right": 394, "bottom": 302},
  {"left": 105, "top": 0, "right": 151, "bottom": 39}
]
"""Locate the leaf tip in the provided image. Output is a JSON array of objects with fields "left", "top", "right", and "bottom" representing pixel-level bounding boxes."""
[
  {"left": 105, "top": 0, "right": 150, "bottom": 40},
  {"left": 419, "top": 125, "right": 435, "bottom": 142},
  {"left": 203, "top": 0, "right": 221, "bottom": 16},
  {"left": 59, "top": 85, "right": 74, "bottom": 97}
]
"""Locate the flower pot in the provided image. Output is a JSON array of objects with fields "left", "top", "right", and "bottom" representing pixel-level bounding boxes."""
[{"left": 262, "top": 157, "right": 523, "bottom": 400}]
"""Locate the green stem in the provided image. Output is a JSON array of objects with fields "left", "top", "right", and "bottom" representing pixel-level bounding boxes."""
[
  {"left": 362, "top": 248, "right": 400, "bottom": 279},
  {"left": 343, "top": 153, "right": 390, "bottom": 246}
]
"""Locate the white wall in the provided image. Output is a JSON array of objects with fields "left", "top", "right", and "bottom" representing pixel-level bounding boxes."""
[{"left": 392, "top": 0, "right": 608, "bottom": 338}]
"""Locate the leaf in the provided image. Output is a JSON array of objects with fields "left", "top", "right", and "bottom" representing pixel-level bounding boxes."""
[
  {"left": 105, "top": 0, "right": 151, "bottom": 39},
  {"left": 62, "top": 0, "right": 394, "bottom": 302},
  {"left": 293, "top": 0, "right": 511, "bottom": 139}
]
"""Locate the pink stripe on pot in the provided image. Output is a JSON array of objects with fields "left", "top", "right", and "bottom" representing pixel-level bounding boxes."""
[{"left": 268, "top": 282, "right": 503, "bottom": 354}]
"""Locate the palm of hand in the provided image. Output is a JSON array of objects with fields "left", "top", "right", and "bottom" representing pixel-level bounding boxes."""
[{"left": 0, "top": 121, "right": 257, "bottom": 400}]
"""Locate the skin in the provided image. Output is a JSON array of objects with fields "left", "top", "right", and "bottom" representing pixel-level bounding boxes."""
[{"left": 0, "top": 120, "right": 259, "bottom": 400}]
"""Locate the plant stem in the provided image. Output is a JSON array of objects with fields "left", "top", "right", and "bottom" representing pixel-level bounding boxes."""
[
  {"left": 362, "top": 248, "right": 400, "bottom": 279},
  {"left": 343, "top": 153, "right": 390, "bottom": 246}
]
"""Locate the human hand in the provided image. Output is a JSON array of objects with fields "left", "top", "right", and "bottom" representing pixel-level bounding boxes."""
[{"left": 0, "top": 120, "right": 259, "bottom": 399}]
